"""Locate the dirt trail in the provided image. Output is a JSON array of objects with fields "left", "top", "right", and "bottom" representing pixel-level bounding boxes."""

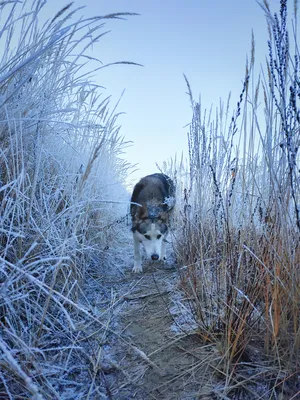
[
  {"left": 74, "top": 231, "right": 298, "bottom": 400},
  {"left": 84, "top": 239, "right": 211, "bottom": 400}
]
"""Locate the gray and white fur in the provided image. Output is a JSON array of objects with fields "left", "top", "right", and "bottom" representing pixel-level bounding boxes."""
[{"left": 130, "top": 173, "right": 175, "bottom": 273}]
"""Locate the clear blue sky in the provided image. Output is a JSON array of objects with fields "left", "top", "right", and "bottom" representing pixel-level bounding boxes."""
[{"left": 51, "top": 0, "right": 282, "bottom": 184}]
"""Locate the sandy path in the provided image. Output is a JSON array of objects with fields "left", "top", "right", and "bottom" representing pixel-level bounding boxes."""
[
  {"left": 76, "top": 232, "right": 299, "bottom": 400},
  {"left": 86, "top": 245, "right": 210, "bottom": 400}
]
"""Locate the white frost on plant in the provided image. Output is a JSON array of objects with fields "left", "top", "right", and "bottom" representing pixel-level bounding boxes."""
[{"left": 0, "top": 1, "right": 134, "bottom": 398}]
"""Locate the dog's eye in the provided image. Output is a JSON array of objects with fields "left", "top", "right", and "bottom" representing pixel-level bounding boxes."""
[
  {"left": 157, "top": 234, "right": 162, "bottom": 239},
  {"left": 144, "top": 235, "right": 151, "bottom": 240}
]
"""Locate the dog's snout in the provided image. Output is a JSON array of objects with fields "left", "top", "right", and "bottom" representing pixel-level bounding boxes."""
[{"left": 151, "top": 253, "right": 159, "bottom": 261}]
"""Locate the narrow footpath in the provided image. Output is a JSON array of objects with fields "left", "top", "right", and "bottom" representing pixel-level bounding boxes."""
[{"left": 81, "top": 239, "right": 211, "bottom": 400}]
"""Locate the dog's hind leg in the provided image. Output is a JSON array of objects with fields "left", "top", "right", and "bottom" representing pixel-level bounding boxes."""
[{"left": 132, "top": 234, "right": 143, "bottom": 273}]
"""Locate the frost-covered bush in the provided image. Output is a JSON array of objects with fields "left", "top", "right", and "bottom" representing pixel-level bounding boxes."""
[
  {"left": 0, "top": 1, "right": 134, "bottom": 397},
  {"left": 173, "top": 1, "right": 300, "bottom": 397}
]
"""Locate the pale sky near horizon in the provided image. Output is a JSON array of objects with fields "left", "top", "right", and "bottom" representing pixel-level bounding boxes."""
[{"left": 50, "top": 0, "right": 283, "bottom": 186}]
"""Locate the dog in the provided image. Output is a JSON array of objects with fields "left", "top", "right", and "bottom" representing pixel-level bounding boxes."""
[{"left": 130, "top": 173, "right": 175, "bottom": 273}]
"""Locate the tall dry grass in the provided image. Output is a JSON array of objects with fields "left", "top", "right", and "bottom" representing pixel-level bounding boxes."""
[
  {"left": 0, "top": 1, "right": 136, "bottom": 398},
  {"left": 174, "top": 0, "right": 300, "bottom": 397}
]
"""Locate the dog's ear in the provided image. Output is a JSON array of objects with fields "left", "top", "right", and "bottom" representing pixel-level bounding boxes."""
[
  {"left": 131, "top": 218, "right": 140, "bottom": 232},
  {"left": 158, "top": 220, "right": 168, "bottom": 234},
  {"left": 158, "top": 211, "right": 168, "bottom": 223},
  {"left": 137, "top": 205, "right": 148, "bottom": 220}
]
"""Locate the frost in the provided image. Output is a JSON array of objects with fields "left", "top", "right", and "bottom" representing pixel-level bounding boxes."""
[
  {"left": 0, "top": 1, "right": 133, "bottom": 398},
  {"left": 169, "top": 291, "right": 198, "bottom": 335}
]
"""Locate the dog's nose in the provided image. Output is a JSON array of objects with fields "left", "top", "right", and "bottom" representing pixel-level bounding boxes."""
[{"left": 151, "top": 253, "right": 159, "bottom": 261}]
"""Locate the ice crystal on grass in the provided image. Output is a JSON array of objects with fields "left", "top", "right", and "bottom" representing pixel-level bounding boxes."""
[
  {"left": 0, "top": 1, "right": 136, "bottom": 398},
  {"left": 167, "top": 1, "right": 300, "bottom": 398}
]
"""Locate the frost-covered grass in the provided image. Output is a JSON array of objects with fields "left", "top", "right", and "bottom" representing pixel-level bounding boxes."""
[
  {"left": 0, "top": 1, "right": 136, "bottom": 398},
  {"left": 173, "top": 0, "right": 300, "bottom": 397}
]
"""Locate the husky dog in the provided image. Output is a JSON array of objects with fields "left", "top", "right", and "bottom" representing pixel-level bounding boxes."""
[{"left": 130, "top": 173, "right": 175, "bottom": 273}]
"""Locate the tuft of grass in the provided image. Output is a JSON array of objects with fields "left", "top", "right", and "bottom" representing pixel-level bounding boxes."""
[
  {"left": 173, "top": 0, "right": 300, "bottom": 397},
  {"left": 0, "top": 1, "right": 135, "bottom": 398}
]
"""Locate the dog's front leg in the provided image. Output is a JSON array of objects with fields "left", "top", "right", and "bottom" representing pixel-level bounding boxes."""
[
  {"left": 161, "top": 237, "right": 167, "bottom": 261},
  {"left": 132, "top": 234, "right": 143, "bottom": 273}
]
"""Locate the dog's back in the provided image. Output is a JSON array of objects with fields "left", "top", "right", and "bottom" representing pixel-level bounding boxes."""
[{"left": 130, "top": 173, "right": 175, "bottom": 221}]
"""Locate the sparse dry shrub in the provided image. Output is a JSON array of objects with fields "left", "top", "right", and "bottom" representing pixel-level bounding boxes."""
[{"left": 174, "top": 1, "right": 300, "bottom": 397}]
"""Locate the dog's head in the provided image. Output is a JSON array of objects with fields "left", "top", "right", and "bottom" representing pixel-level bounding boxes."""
[
  {"left": 132, "top": 217, "right": 168, "bottom": 261},
  {"left": 132, "top": 201, "right": 169, "bottom": 223}
]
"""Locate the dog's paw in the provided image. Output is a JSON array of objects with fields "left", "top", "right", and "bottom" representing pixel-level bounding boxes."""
[{"left": 132, "top": 264, "right": 143, "bottom": 273}]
